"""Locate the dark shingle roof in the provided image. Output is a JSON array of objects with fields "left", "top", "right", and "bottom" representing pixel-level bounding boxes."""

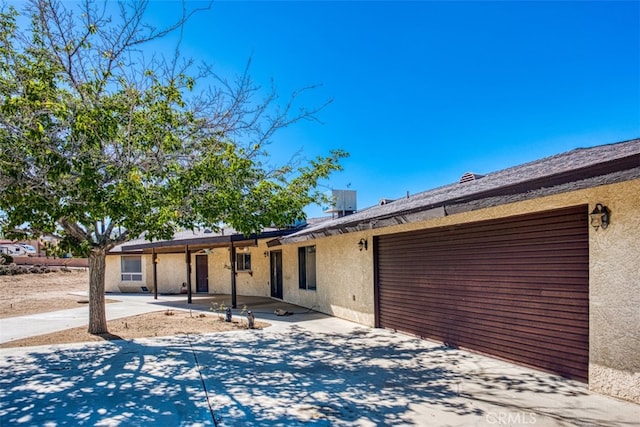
[{"left": 282, "top": 138, "right": 640, "bottom": 243}]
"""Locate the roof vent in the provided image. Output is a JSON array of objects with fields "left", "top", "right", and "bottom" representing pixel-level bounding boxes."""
[
  {"left": 379, "top": 198, "right": 395, "bottom": 206},
  {"left": 459, "top": 172, "right": 484, "bottom": 184}
]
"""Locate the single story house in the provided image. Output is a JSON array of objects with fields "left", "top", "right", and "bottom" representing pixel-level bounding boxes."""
[{"left": 106, "top": 138, "right": 640, "bottom": 403}]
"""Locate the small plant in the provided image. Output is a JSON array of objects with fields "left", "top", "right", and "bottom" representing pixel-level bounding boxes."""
[
  {"left": 209, "top": 302, "right": 227, "bottom": 320},
  {"left": 240, "top": 304, "right": 248, "bottom": 327},
  {"left": 247, "top": 310, "right": 256, "bottom": 329},
  {"left": 164, "top": 309, "right": 175, "bottom": 316}
]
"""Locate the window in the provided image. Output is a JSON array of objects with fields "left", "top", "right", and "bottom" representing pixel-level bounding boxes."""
[
  {"left": 298, "top": 245, "right": 316, "bottom": 290},
  {"left": 121, "top": 256, "right": 142, "bottom": 281},
  {"left": 236, "top": 253, "right": 252, "bottom": 271}
]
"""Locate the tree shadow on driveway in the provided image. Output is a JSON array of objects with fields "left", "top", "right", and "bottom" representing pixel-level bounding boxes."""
[
  {"left": 191, "top": 326, "right": 634, "bottom": 427},
  {"left": 0, "top": 337, "right": 216, "bottom": 426},
  {"left": 1, "top": 325, "right": 637, "bottom": 426}
]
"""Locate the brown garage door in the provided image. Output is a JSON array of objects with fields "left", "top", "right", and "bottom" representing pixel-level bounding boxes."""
[{"left": 375, "top": 205, "right": 589, "bottom": 381}]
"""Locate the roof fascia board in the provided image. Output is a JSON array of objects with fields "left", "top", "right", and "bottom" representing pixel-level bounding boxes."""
[{"left": 107, "top": 250, "right": 144, "bottom": 256}]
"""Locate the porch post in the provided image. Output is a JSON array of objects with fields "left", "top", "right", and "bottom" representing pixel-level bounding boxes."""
[
  {"left": 186, "top": 245, "right": 192, "bottom": 304},
  {"left": 230, "top": 241, "right": 237, "bottom": 308},
  {"left": 152, "top": 248, "right": 158, "bottom": 300}
]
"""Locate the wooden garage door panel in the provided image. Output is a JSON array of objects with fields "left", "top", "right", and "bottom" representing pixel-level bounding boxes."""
[
  {"left": 379, "top": 290, "right": 588, "bottom": 323},
  {"left": 375, "top": 206, "right": 589, "bottom": 381},
  {"left": 378, "top": 306, "right": 588, "bottom": 362}
]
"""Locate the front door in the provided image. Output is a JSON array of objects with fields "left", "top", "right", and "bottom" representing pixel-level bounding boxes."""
[
  {"left": 270, "top": 250, "right": 283, "bottom": 299},
  {"left": 195, "top": 254, "right": 209, "bottom": 293}
]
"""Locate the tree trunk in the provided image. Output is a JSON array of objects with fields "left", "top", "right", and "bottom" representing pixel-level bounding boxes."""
[{"left": 87, "top": 248, "right": 108, "bottom": 334}]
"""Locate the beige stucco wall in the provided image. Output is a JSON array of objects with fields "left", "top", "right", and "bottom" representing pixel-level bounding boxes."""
[
  {"left": 104, "top": 255, "right": 121, "bottom": 293},
  {"left": 236, "top": 243, "right": 272, "bottom": 297},
  {"left": 203, "top": 250, "right": 231, "bottom": 294},
  {"left": 195, "top": 243, "right": 272, "bottom": 297},
  {"left": 104, "top": 252, "right": 190, "bottom": 294},
  {"left": 586, "top": 181, "right": 640, "bottom": 403},
  {"left": 279, "top": 232, "right": 375, "bottom": 326},
  {"left": 154, "top": 253, "right": 187, "bottom": 294},
  {"left": 104, "top": 253, "right": 153, "bottom": 293},
  {"left": 105, "top": 253, "right": 186, "bottom": 294}
]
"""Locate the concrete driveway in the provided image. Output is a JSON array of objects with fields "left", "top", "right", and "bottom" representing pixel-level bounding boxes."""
[{"left": 1, "top": 297, "right": 638, "bottom": 426}]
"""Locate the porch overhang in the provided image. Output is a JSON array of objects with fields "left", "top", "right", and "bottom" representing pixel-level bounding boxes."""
[
  {"left": 123, "top": 229, "right": 293, "bottom": 254},
  {"left": 117, "top": 228, "right": 298, "bottom": 308}
]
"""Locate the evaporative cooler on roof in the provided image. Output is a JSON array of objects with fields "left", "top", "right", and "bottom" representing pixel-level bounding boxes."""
[{"left": 323, "top": 189, "right": 357, "bottom": 217}]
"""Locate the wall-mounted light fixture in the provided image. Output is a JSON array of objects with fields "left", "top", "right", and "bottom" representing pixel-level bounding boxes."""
[
  {"left": 358, "top": 238, "right": 368, "bottom": 251},
  {"left": 589, "top": 203, "right": 610, "bottom": 230},
  {"left": 154, "top": 257, "right": 159, "bottom": 264}
]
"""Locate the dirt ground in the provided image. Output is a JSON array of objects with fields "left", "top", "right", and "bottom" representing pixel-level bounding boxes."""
[
  {"left": 0, "top": 269, "right": 92, "bottom": 318},
  {"left": 0, "top": 270, "right": 268, "bottom": 348}
]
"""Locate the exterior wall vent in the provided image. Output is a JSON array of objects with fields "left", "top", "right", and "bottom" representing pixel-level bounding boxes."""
[{"left": 459, "top": 172, "right": 485, "bottom": 184}]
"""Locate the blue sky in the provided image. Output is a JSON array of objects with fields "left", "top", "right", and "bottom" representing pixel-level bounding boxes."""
[
  {"left": 157, "top": 0, "right": 639, "bottom": 217},
  {"left": 17, "top": 1, "right": 640, "bottom": 218}
]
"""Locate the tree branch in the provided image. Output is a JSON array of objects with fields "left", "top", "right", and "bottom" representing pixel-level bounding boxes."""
[{"left": 59, "top": 217, "right": 91, "bottom": 242}]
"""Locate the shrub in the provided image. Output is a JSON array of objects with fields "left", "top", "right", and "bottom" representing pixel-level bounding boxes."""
[
  {"left": 0, "top": 263, "right": 52, "bottom": 275},
  {"left": 4, "top": 264, "right": 22, "bottom": 275},
  {"left": 0, "top": 253, "right": 13, "bottom": 265}
]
